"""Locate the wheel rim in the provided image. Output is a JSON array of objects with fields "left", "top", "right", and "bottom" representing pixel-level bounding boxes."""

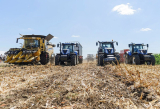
[{"left": 132, "top": 57, "right": 135, "bottom": 64}]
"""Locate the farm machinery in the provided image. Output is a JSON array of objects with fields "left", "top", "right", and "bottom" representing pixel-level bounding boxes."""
[
  {"left": 87, "top": 54, "right": 94, "bottom": 62},
  {"left": 125, "top": 43, "right": 155, "bottom": 65},
  {"left": 96, "top": 40, "right": 120, "bottom": 66},
  {"left": 55, "top": 42, "right": 83, "bottom": 66},
  {"left": 4, "top": 34, "right": 56, "bottom": 65}
]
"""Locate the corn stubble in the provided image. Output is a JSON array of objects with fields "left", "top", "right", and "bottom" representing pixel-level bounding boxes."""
[{"left": 0, "top": 61, "right": 160, "bottom": 109}]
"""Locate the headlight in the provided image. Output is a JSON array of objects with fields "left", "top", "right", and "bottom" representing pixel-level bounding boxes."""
[
  {"left": 111, "top": 49, "right": 113, "bottom": 53},
  {"left": 66, "top": 50, "right": 70, "bottom": 54},
  {"left": 105, "top": 49, "right": 108, "bottom": 53}
]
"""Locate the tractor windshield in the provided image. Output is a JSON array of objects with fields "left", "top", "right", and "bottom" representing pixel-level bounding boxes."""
[
  {"left": 62, "top": 44, "right": 73, "bottom": 52},
  {"left": 133, "top": 45, "right": 143, "bottom": 52},
  {"left": 102, "top": 43, "right": 113, "bottom": 48},
  {"left": 24, "top": 39, "right": 40, "bottom": 48}
]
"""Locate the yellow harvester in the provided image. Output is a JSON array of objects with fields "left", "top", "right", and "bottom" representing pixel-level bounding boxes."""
[{"left": 4, "top": 34, "right": 55, "bottom": 65}]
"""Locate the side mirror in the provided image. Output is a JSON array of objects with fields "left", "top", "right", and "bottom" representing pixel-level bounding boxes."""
[
  {"left": 76, "top": 43, "right": 78, "bottom": 47},
  {"left": 43, "top": 39, "right": 44, "bottom": 43},
  {"left": 116, "top": 42, "right": 118, "bottom": 46},
  {"left": 96, "top": 42, "right": 98, "bottom": 46},
  {"left": 57, "top": 44, "right": 59, "bottom": 47},
  {"left": 128, "top": 44, "right": 130, "bottom": 47},
  {"left": 16, "top": 38, "right": 19, "bottom": 43},
  {"left": 52, "top": 44, "right": 56, "bottom": 47},
  {"left": 147, "top": 44, "right": 149, "bottom": 47}
]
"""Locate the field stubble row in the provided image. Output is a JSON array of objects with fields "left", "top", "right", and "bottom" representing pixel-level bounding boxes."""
[{"left": 0, "top": 61, "right": 160, "bottom": 108}]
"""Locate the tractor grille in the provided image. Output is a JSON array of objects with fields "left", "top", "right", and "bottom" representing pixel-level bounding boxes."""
[
  {"left": 63, "top": 50, "right": 67, "bottom": 54},
  {"left": 107, "top": 49, "right": 112, "bottom": 53}
]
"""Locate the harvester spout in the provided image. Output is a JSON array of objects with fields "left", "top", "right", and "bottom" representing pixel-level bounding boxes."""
[{"left": 45, "top": 34, "right": 54, "bottom": 41}]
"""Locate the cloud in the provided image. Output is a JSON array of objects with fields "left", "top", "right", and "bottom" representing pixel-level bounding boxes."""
[
  {"left": 71, "top": 35, "right": 80, "bottom": 37},
  {"left": 140, "top": 28, "right": 151, "bottom": 31},
  {"left": 27, "top": 28, "right": 33, "bottom": 31},
  {"left": 54, "top": 37, "right": 58, "bottom": 38},
  {"left": 112, "top": 3, "right": 139, "bottom": 15}
]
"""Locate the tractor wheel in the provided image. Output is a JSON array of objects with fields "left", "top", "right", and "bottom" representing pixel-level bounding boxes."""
[
  {"left": 71, "top": 55, "right": 76, "bottom": 66},
  {"left": 150, "top": 55, "right": 155, "bottom": 65},
  {"left": 132, "top": 55, "right": 140, "bottom": 65},
  {"left": 55, "top": 55, "right": 60, "bottom": 65},
  {"left": 100, "top": 55, "right": 104, "bottom": 66},
  {"left": 40, "top": 52, "right": 49, "bottom": 65},
  {"left": 60, "top": 61, "right": 65, "bottom": 65},
  {"left": 79, "top": 58, "right": 83, "bottom": 64}
]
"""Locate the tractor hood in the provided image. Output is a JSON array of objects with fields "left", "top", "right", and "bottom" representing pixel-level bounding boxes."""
[
  {"left": 104, "top": 48, "right": 114, "bottom": 54},
  {"left": 138, "top": 49, "right": 147, "bottom": 55}
]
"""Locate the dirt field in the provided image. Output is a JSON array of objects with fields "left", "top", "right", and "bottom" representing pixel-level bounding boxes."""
[{"left": 0, "top": 61, "right": 160, "bottom": 109}]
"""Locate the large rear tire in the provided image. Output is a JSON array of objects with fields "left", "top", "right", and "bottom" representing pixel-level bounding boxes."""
[
  {"left": 40, "top": 52, "right": 49, "bottom": 65},
  {"left": 151, "top": 55, "right": 155, "bottom": 65},
  {"left": 71, "top": 55, "right": 76, "bottom": 66},
  {"left": 132, "top": 55, "right": 140, "bottom": 65},
  {"left": 55, "top": 55, "right": 60, "bottom": 65}
]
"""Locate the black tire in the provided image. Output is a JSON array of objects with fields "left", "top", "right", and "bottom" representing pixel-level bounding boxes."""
[
  {"left": 151, "top": 55, "right": 155, "bottom": 65},
  {"left": 132, "top": 55, "right": 140, "bottom": 65},
  {"left": 79, "top": 58, "right": 83, "bottom": 64},
  {"left": 40, "top": 52, "right": 49, "bottom": 65},
  {"left": 55, "top": 55, "right": 60, "bottom": 65},
  {"left": 100, "top": 55, "right": 104, "bottom": 66},
  {"left": 60, "top": 61, "right": 65, "bottom": 65},
  {"left": 71, "top": 55, "right": 76, "bottom": 66}
]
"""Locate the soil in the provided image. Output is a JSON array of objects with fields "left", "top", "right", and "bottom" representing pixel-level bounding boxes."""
[{"left": 0, "top": 61, "right": 160, "bottom": 108}]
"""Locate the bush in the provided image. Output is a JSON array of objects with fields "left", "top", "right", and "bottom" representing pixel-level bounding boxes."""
[{"left": 153, "top": 54, "right": 160, "bottom": 65}]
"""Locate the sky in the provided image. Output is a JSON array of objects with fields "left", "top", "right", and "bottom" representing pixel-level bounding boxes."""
[{"left": 0, "top": 0, "right": 160, "bottom": 58}]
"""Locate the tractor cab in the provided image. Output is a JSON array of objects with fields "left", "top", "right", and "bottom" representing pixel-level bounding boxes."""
[
  {"left": 128, "top": 43, "right": 148, "bottom": 55},
  {"left": 57, "top": 43, "right": 78, "bottom": 55},
  {"left": 96, "top": 41, "right": 118, "bottom": 54}
]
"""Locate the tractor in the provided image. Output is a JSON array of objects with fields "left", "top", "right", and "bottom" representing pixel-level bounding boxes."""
[
  {"left": 87, "top": 54, "right": 94, "bottom": 62},
  {"left": 4, "top": 34, "right": 55, "bottom": 65},
  {"left": 55, "top": 42, "right": 83, "bottom": 66},
  {"left": 96, "top": 40, "right": 120, "bottom": 66},
  {"left": 125, "top": 43, "right": 155, "bottom": 65}
]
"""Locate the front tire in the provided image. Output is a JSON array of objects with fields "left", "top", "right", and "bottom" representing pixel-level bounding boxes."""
[
  {"left": 55, "top": 55, "right": 60, "bottom": 65},
  {"left": 100, "top": 55, "right": 104, "bottom": 66},
  {"left": 150, "top": 55, "right": 155, "bottom": 65},
  {"left": 132, "top": 55, "right": 140, "bottom": 65},
  {"left": 40, "top": 52, "right": 49, "bottom": 65},
  {"left": 71, "top": 55, "right": 76, "bottom": 66}
]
